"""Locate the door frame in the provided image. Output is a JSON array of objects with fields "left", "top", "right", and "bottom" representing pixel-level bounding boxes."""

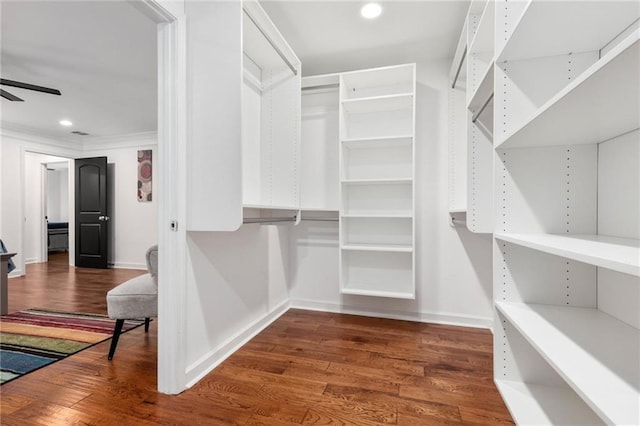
[
  {"left": 40, "top": 160, "right": 73, "bottom": 264},
  {"left": 132, "top": 0, "right": 188, "bottom": 394},
  {"left": 20, "top": 148, "right": 76, "bottom": 274}
]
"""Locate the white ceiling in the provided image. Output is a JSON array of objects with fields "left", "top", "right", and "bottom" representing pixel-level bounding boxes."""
[
  {"left": 0, "top": 1, "right": 157, "bottom": 141},
  {"left": 261, "top": 0, "right": 470, "bottom": 76},
  {"left": 0, "top": 0, "right": 469, "bottom": 142}
]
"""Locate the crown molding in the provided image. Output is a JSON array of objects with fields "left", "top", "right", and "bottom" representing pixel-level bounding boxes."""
[
  {"left": 0, "top": 126, "right": 82, "bottom": 157},
  {"left": 82, "top": 131, "right": 158, "bottom": 152},
  {"left": 1, "top": 126, "right": 157, "bottom": 154}
]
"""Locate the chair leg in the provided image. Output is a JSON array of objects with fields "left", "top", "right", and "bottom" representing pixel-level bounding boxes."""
[
  {"left": 108, "top": 319, "right": 125, "bottom": 360},
  {"left": 144, "top": 317, "right": 150, "bottom": 333}
]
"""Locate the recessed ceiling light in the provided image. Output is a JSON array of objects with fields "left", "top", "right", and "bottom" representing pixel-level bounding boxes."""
[
  {"left": 59, "top": 119, "right": 73, "bottom": 126},
  {"left": 361, "top": 3, "right": 382, "bottom": 19}
]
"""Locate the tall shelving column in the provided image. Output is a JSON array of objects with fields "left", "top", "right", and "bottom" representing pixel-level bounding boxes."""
[
  {"left": 492, "top": 1, "right": 640, "bottom": 424},
  {"left": 465, "top": 0, "right": 494, "bottom": 233},
  {"left": 338, "top": 64, "right": 416, "bottom": 299}
]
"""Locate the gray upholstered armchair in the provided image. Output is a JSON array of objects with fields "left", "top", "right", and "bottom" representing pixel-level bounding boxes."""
[{"left": 106, "top": 245, "right": 158, "bottom": 360}]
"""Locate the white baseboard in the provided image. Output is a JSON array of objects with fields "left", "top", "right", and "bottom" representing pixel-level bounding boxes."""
[
  {"left": 8, "top": 269, "right": 24, "bottom": 278},
  {"left": 184, "top": 300, "right": 290, "bottom": 388},
  {"left": 110, "top": 262, "right": 147, "bottom": 270},
  {"left": 290, "top": 298, "right": 493, "bottom": 330},
  {"left": 24, "top": 257, "right": 39, "bottom": 264}
]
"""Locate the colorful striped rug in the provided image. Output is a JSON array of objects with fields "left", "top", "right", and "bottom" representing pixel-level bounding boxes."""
[{"left": 0, "top": 309, "right": 144, "bottom": 385}]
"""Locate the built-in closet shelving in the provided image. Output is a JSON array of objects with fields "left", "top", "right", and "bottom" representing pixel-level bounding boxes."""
[
  {"left": 187, "top": 0, "right": 301, "bottom": 231},
  {"left": 490, "top": 1, "right": 640, "bottom": 424},
  {"left": 448, "top": 0, "right": 494, "bottom": 233},
  {"left": 300, "top": 73, "right": 340, "bottom": 212},
  {"left": 241, "top": 2, "right": 301, "bottom": 214},
  {"left": 339, "top": 64, "right": 416, "bottom": 299}
]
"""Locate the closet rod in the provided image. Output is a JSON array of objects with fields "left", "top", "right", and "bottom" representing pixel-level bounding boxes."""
[
  {"left": 302, "top": 83, "right": 340, "bottom": 91},
  {"left": 243, "top": 9, "right": 298, "bottom": 76},
  {"left": 243, "top": 217, "right": 296, "bottom": 224},
  {"left": 471, "top": 93, "right": 494, "bottom": 124},
  {"left": 451, "top": 46, "right": 467, "bottom": 89},
  {"left": 451, "top": 217, "right": 467, "bottom": 226},
  {"left": 301, "top": 218, "right": 339, "bottom": 222}
]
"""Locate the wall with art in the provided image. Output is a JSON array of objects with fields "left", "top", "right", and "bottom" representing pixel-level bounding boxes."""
[{"left": 0, "top": 129, "right": 158, "bottom": 274}]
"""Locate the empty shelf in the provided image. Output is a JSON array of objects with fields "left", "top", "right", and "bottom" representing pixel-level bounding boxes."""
[
  {"left": 340, "top": 287, "right": 414, "bottom": 299},
  {"left": 498, "top": 1, "right": 640, "bottom": 62},
  {"left": 342, "top": 135, "right": 413, "bottom": 149},
  {"left": 341, "top": 243, "right": 413, "bottom": 253},
  {"left": 495, "top": 233, "right": 640, "bottom": 277},
  {"left": 497, "top": 31, "right": 639, "bottom": 149},
  {"left": 342, "top": 93, "right": 413, "bottom": 114},
  {"left": 495, "top": 380, "right": 603, "bottom": 426},
  {"left": 341, "top": 178, "right": 412, "bottom": 185},
  {"left": 497, "top": 302, "right": 640, "bottom": 426}
]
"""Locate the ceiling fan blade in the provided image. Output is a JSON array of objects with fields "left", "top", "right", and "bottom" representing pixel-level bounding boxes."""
[
  {"left": 0, "top": 89, "right": 24, "bottom": 101},
  {"left": 0, "top": 78, "right": 61, "bottom": 96}
]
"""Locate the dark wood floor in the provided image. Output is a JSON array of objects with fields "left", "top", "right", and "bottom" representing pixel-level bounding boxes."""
[{"left": 1, "top": 253, "right": 513, "bottom": 425}]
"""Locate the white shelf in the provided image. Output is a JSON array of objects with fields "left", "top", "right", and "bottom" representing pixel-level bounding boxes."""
[
  {"left": 341, "top": 63, "right": 415, "bottom": 100},
  {"left": 341, "top": 213, "right": 413, "bottom": 219},
  {"left": 342, "top": 135, "right": 412, "bottom": 149},
  {"left": 342, "top": 93, "right": 413, "bottom": 114},
  {"left": 341, "top": 178, "right": 412, "bottom": 186},
  {"left": 498, "top": 1, "right": 640, "bottom": 62},
  {"left": 299, "top": 208, "right": 338, "bottom": 213},
  {"left": 340, "top": 287, "right": 414, "bottom": 300},
  {"left": 243, "top": 204, "right": 298, "bottom": 211},
  {"left": 468, "top": 0, "right": 494, "bottom": 56},
  {"left": 341, "top": 243, "right": 413, "bottom": 253},
  {"left": 467, "top": 61, "right": 494, "bottom": 114},
  {"left": 495, "top": 380, "right": 603, "bottom": 426},
  {"left": 449, "top": 208, "right": 467, "bottom": 214},
  {"left": 496, "top": 302, "right": 640, "bottom": 426},
  {"left": 497, "top": 32, "right": 639, "bottom": 149},
  {"left": 495, "top": 233, "right": 640, "bottom": 277}
]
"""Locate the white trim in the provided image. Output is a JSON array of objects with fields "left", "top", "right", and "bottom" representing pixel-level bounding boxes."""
[
  {"left": 82, "top": 131, "right": 158, "bottom": 152},
  {"left": 24, "top": 258, "right": 39, "bottom": 265},
  {"left": 110, "top": 262, "right": 147, "bottom": 270},
  {"left": 8, "top": 270, "right": 24, "bottom": 278},
  {"left": 152, "top": 0, "right": 188, "bottom": 395},
  {"left": 2, "top": 128, "right": 81, "bottom": 159},
  {"left": 290, "top": 299, "right": 493, "bottom": 330},
  {"left": 0, "top": 125, "right": 80, "bottom": 148},
  {"left": 185, "top": 300, "right": 290, "bottom": 388}
]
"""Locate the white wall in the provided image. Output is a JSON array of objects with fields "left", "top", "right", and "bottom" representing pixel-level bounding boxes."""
[
  {"left": 46, "top": 168, "right": 69, "bottom": 222},
  {"left": 184, "top": 225, "right": 290, "bottom": 387},
  {"left": 288, "top": 60, "right": 493, "bottom": 328}
]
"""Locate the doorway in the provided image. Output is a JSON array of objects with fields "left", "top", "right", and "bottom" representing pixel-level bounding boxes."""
[{"left": 23, "top": 152, "right": 73, "bottom": 268}]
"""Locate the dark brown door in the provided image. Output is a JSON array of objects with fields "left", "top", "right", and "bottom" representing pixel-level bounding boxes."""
[{"left": 75, "top": 157, "right": 109, "bottom": 268}]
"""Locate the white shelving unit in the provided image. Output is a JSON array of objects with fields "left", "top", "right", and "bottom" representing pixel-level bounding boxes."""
[
  {"left": 465, "top": 0, "right": 494, "bottom": 233},
  {"left": 497, "top": 31, "right": 639, "bottom": 149},
  {"left": 242, "top": 2, "right": 301, "bottom": 212},
  {"left": 448, "top": 0, "right": 495, "bottom": 228},
  {"left": 187, "top": 1, "right": 301, "bottom": 231},
  {"left": 495, "top": 233, "right": 640, "bottom": 277},
  {"left": 491, "top": 1, "right": 640, "bottom": 424},
  {"left": 339, "top": 64, "right": 416, "bottom": 299},
  {"left": 300, "top": 74, "right": 340, "bottom": 212},
  {"left": 497, "top": 302, "right": 639, "bottom": 426}
]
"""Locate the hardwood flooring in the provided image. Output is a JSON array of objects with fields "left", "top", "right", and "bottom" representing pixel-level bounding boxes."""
[{"left": 1, "top": 253, "right": 513, "bottom": 425}]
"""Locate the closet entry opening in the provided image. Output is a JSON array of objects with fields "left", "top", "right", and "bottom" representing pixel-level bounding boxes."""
[{"left": 241, "top": 3, "right": 301, "bottom": 213}]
